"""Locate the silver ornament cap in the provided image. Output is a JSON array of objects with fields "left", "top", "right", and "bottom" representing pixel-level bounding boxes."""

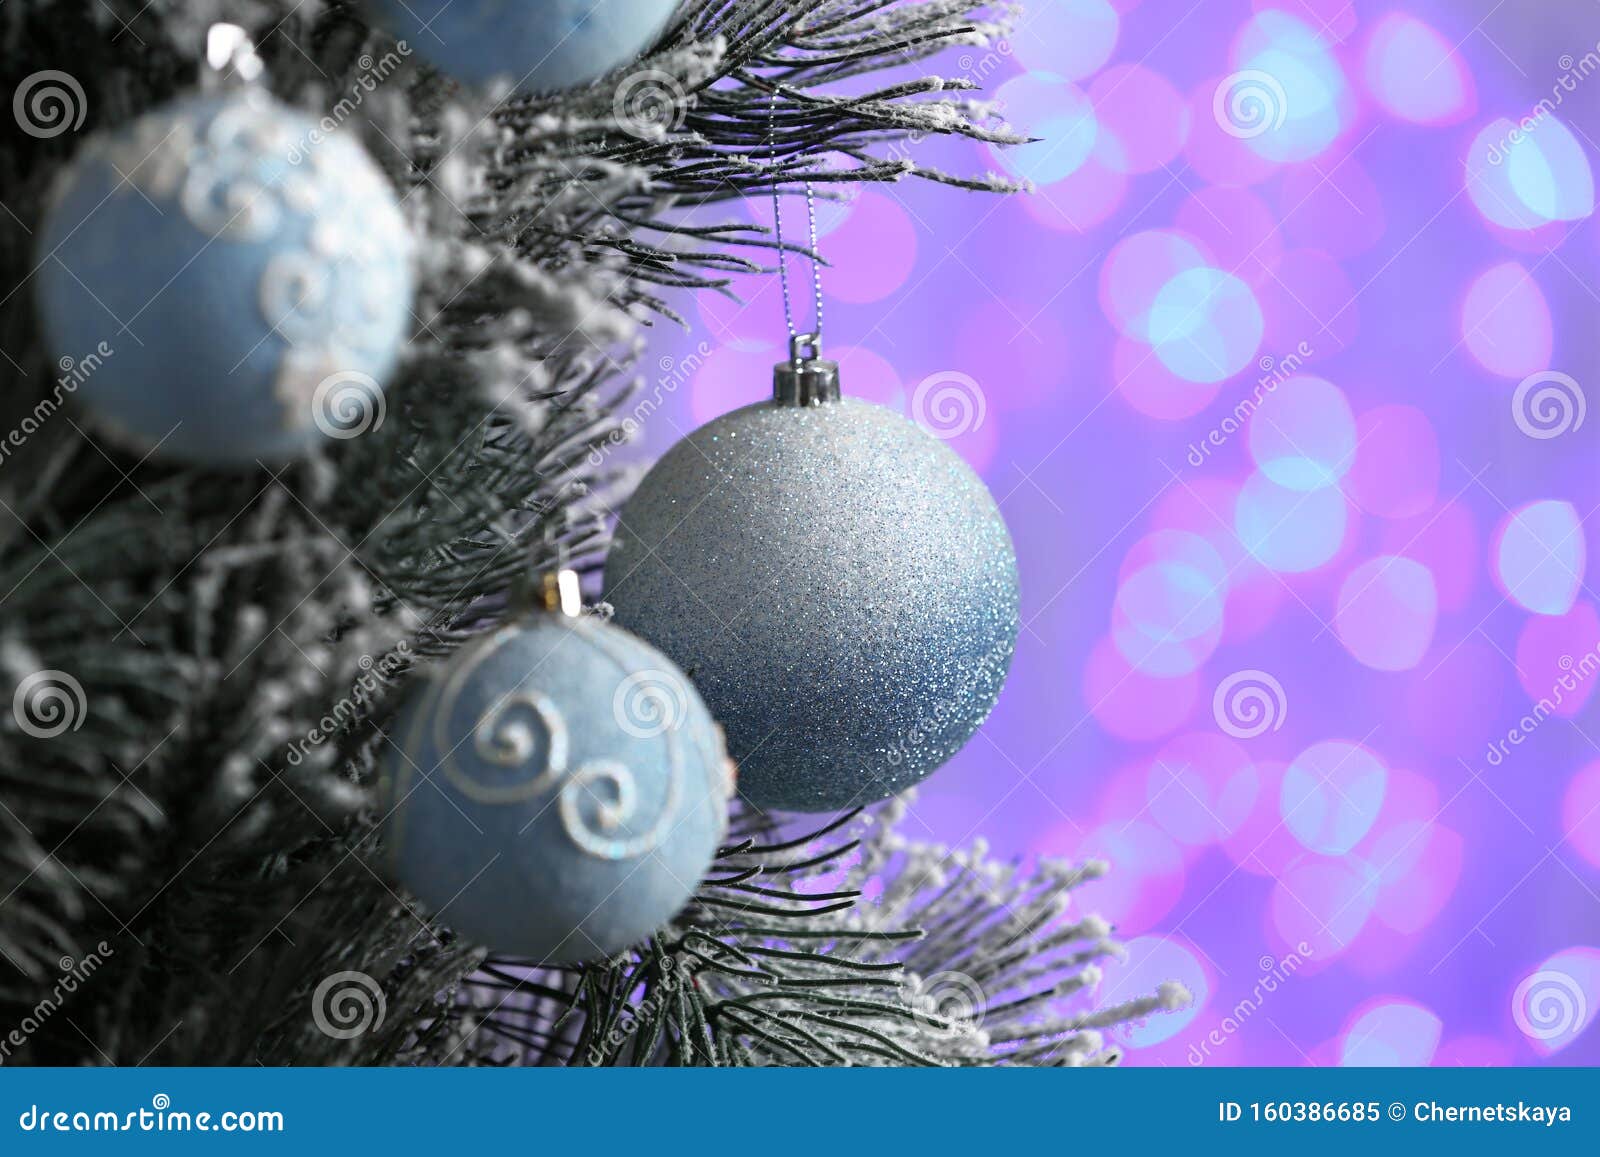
[
  {"left": 772, "top": 332, "right": 840, "bottom": 407},
  {"left": 604, "top": 379, "right": 1019, "bottom": 813}
]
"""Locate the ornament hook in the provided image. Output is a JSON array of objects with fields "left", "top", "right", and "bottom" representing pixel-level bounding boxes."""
[
  {"left": 790, "top": 332, "right": 820, "bottom": 364},
  {"left": 766, "top": 85, "right": 829, "bottom": 405}
]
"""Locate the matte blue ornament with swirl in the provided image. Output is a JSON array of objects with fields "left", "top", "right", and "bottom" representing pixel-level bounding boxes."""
[
  {"left": 377, "top": 612, "right": 733, "bottom": 962},
  {"left": 363, "top": 0, "right": 679, "bottom": 92},
  {"left": 35, "top": 89, "right": 412, "bottom": 465}
]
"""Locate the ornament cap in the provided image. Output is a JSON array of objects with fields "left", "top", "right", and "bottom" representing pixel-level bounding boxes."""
[
  {"left": 204, "top": 24, "right": 265, "bottom": 90},
  {"left": 509, "top": 568, "right": 584, "bottom": 618},
  {"left": 773, "top": 332, "right": 840, "bottom": 406}
]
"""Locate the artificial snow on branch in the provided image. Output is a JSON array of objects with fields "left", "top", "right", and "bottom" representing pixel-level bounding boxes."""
[
  {"left": 0, "top": 0, "right": 1184, "bottom": 1067},
  {"left": 459, "top": 796, "right": 1190, "bottom": 1068}
]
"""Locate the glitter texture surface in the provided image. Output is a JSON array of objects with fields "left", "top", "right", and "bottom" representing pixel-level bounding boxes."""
[{"left": 604, "top": 397, "right": 1020, "bottom": 812}]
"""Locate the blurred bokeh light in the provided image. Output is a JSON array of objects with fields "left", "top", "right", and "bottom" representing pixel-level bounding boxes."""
[{"left": 648, "top": 0, "right": 1600, "bottom": 1065}]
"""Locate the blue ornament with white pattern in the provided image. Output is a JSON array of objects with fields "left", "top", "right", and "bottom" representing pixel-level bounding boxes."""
[
  {"left": 377, "top": 594, "right": 733, "bottom": 963},
  {"left": 35, "top": 89, "right": 412, "bottom": 465},
  {"left": 363, "top": 0, "right": 679, "bottom": 92}
]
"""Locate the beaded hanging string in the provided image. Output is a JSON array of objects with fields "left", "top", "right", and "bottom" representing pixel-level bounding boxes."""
[{"left": 768, "top": 86, "right": 825, "bottom": 359}]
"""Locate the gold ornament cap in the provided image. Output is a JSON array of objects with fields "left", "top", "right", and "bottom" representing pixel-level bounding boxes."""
[{"left": 509, "top": 567, "right": 583, "bottom": 618}]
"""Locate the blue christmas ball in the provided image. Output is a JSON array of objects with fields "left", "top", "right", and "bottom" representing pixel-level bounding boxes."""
[
  {"left": 364, "top": 0, "right": 678, "bottom": 92},
  {"left": 377, "top": 612, "right": 733, "bottom": 962},
  {"left": 603, "top": 397, "right": 1020, "bottom": 813},
  {"left": 35, "top": 89, "right": 413, "bottom": 465}
]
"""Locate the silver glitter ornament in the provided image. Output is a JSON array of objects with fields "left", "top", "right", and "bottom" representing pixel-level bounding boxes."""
[{"left": 604, "top": 340, "right": 1019, "bottom": 812}]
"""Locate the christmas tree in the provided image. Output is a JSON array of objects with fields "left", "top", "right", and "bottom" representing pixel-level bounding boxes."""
[{"left": 0, "top": 0, "right": 1185, "bottom": 1066}]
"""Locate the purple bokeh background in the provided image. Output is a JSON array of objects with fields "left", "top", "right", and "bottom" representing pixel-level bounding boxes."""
[{"left": 637, "top": 0, "right": 1600, "bottom": 1065}]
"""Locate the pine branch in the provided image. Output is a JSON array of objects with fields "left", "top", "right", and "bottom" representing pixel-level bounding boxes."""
[
  {"left": 448, "top": 797, "right": 1190, "bottom": 1068},
  {"left": 0, "top": 0, "right": 1187, "bottom": 1067}
]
